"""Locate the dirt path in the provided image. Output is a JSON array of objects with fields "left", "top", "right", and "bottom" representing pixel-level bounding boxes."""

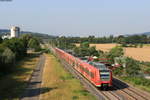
[{"left": 20, "top": 54, "right": 45, "bottom": 100}]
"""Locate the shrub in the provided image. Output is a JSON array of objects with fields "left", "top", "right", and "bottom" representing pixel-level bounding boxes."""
[
  {"left": 113, "top": 66, "right": 124, "bottom": 76},
  {"left": 0, "top": 45, "right": 15, "bottom": 74},
  {"left": 125, "top": 57, "right": 141, "bottom": 77},
  {"left": 107, "top": 46, "right": 124, "bottom": 63}
]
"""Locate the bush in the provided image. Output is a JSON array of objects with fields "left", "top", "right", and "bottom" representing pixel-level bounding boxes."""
[
  {"left": 89, "top": 46, "right": 99, "bottom": 56},
  {"left": 125, "top": 57, "right": 141, "bottom": 77},
  {"left": 139, "top": 44, "right": 143, "bottom": 48},
  {"left": 28, "top": 37, "right": 41, "bottom": 51},
  {"left": 122, "top": 77, "right": 150, "bottom": 87},
  {"left": 107, "top": 46, "right": 124, "bottom": 63},
  {"left": 73, "top": 42, "right": 99, "bottom": 57},
  {"left": 144, "top": 68, "right": 150, "bottom": 74},
  {"left": 0, "top": 45, "right": 15, "bottom": 74},
  {"left": 121, "top": 43, "right": 127, "bottom": 47},
  {"left": 0, "top": 35, "right": 42, "bottom": 76},
  {"left": 113, "top": 66, "right": 124, "bottom": 76},
  {"left": 3, "top": 38, "right": 26, "bottom": 59}
]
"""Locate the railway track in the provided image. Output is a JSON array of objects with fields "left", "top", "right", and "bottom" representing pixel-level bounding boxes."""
[
  {"left": 113, "top": 78, "right": 150, "bottom": 100},
  {"left": 58, "top": 58, "right": 150, "bottom": 100}
]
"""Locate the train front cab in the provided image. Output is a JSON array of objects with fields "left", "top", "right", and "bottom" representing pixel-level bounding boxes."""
[
  {"left": 89, "top": 62, "right": 112, "bottom": 89},
  {"left": 99, "top": 69, "right": 112, "bottom": 89}
]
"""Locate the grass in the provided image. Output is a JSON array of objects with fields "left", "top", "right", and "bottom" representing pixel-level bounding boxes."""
[
  {"left": 119, "top": 76, "right": 150, "bottom": 93},
  {"left": 0, "top": 53, "right": 40, "bottom": 100},
  {"left": 40, "top": 54, "right": 96, "bottom": 100}
]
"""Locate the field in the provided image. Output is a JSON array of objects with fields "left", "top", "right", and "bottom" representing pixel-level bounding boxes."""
[
  {"left": 76, "top": 43, "right": 150, "bottom": 62},
  {"left": 90, "top": 43, "right": 118, "bottom": 52},
  {"left": 124, "top": 48, "right": 150, "bottom": 62},
  {"left": 0, "top": 53, "right": 40, "bottom": 100},
  {"left": 40, "top": 54, "right": 96, "bottom": 100},
  {"left": 76, "top": 43, "right": 118, "bottom": 52}
]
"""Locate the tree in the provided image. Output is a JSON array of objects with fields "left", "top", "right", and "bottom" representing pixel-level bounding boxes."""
[
  {"left": 20, "top": 34, "right": 32, "bottom": 54},
  {"left": 125, "top": 57, "right": 141, "bottom": 77},
  {"left": 107, "top": 46, "right": 124, "bottom": 63},
  {"left": 0, "top": 44, "right": 15, "bottom": 74},
  {"left": 0, "top": 37, "right": 2, "bottom": 43},
  {"left": 88, "top": 36, "right": 95, "bottom": 42},
  {"left": 89, "top": 46, "right": 99, "bottom": 56},
  {"left": 79, "top": 47, "right": 90, "bottom": 57},
  {"left": 73, "top": 42, "right": 100, "bottom": 57},
  {"left": 3, "top": 38, "right": 26, "bottom": 59},
  {"left": 80, "top": 42, "right": 89, "bottom": 48},
  {"left": 73, "top": 47, "right": 80, "bottom": 56},
  {"left": 113, "top": 66, "right": 124, "bottom": 76},
  {"left": 28, "top": 37, "right": 41, "bottom": 51}
]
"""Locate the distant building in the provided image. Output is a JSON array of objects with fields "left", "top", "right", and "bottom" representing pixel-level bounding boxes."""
[
  {"left": 2, "top": 26, "right": 20, "bottom": 39},
  {"left": 2, "top": 33, "right": 11, "bottom": 39},
  {"left": 10, "top": 26, "right": 20, "bottom": 38}
]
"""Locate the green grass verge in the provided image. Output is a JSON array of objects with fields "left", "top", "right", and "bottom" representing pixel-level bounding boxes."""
[
  {"left": 119, "top": 76, "right": 150, "bottom": 92},
  {"left": 40, "top": 54, "right": 96, "bottom": 100}
]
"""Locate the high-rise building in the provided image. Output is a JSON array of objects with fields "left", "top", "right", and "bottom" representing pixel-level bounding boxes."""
[{"left": 10, "top": 26, "right": 20, "bottom": 38}]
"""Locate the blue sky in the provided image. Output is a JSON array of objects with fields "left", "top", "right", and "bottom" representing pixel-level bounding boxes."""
[{"left": 0, "top": 0, "right": 150, "bottom": 37}]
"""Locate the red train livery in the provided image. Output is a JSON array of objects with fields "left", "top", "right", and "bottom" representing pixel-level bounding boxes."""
[{"left": 53, "top": 47, "right": 112, "bottom": 88}]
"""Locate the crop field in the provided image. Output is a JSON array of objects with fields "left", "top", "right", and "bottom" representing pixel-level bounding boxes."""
[
  {"left": 124, "top": 48, "right": 150, "bottom": 62},
  {"left": 76, "top": 43, "right": 118, "bottom": 52},
  {"left": 76, "top": 43, "right": 150, "bottom": 62},
  {"left": 92, "top": 44, "right": 150, "bottom": 62},
  {"left": 90, "top": 43, "right": 118, "bottom": 52}
]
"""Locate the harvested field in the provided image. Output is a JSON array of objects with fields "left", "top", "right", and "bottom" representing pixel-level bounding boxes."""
[
  {"left": 90, "top": 43, "right": 118, "bottom": 52},
  {"left": 76, "top": 43, "right": 118, "bottom": 52},
  {"left": 76, "top": 43, "right": 150, "bottom": 62},
  {"left": 124, "top": 48, "right": 150, "bottom": 62}
]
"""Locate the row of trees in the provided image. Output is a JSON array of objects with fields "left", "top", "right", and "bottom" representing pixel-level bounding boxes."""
[
  {"left": 73, "top": 42, "right": 99, "bottom": 57},
  {"left": 51, "top": 35, "right": 150, "bottom": 46},
  {"left": 0, "top": 34, "right": 41, "bottom": 76},
  {"left": 49, "top": 37, "right": 76, "bottom": 50}
]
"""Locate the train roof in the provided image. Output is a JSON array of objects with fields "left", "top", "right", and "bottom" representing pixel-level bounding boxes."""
[{"left": 88, "top": 62, "right": 109, "bottom": 70}]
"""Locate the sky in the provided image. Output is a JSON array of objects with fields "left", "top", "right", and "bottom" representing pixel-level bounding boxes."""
[{"left": 0, "top": 0, "right": 150, "bottom": 37}]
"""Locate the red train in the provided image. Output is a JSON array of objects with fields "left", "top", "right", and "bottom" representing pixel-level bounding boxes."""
[{"left": 53, "top": 47, "right": 112, "bottom": 89}]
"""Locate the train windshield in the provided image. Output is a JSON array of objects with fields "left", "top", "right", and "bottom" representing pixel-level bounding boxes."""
[
  {"left": 94, "top": 63, "right": 110, "bottom": 81},
  {"left": 93, "top": 63, "right": 107, "bottom": 70},
  {"left": 90, "top": 62, "right": 110, "bottom": 81},
  {"left": 100, "top": 70, "right": 110, "bottom": 81}
]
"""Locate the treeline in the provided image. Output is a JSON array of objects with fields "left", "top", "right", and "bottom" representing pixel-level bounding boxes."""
[
  {"left": 51, "top": 35, "right": 150, "bottom": 44},
  {"left": 73, "top": 42, "right": 100, "bottom": 57},
  {"left": 0, "top": 34, "right": 41, "bottom": 76}
]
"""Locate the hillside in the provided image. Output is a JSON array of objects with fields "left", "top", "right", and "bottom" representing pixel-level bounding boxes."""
[{"left": 125, "top": 32, "right": 150, "bottom": 36}]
